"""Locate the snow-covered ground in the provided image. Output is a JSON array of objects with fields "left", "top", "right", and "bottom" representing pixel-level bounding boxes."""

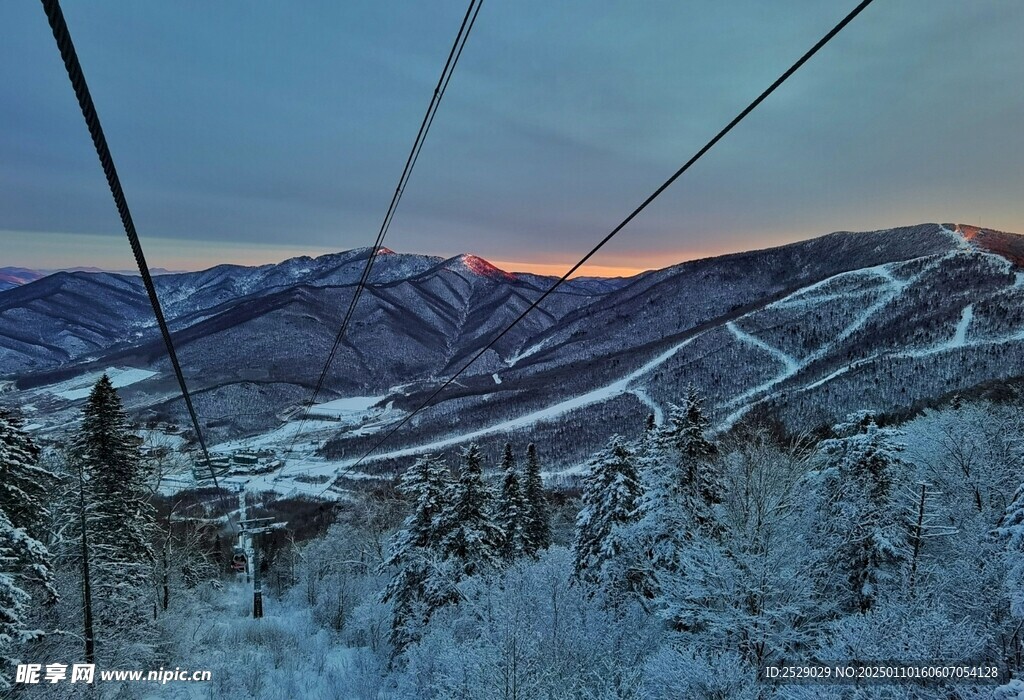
[
  {"left": 304, "top": 395, "right": 387, "bottom": 418},
  {"left": 47, "top": 366, "right": 158, "bottom": 400}
]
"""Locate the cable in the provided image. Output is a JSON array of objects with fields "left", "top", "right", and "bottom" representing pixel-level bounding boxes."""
[
  {"left": 40, "top": 0, "right": 221, "bottom": 490},
  {"left": 274, "top": 0, "right": 483, "bottom": 480},
  {"left": 323, "top": 0, "right": 878, "bottom": 489}
]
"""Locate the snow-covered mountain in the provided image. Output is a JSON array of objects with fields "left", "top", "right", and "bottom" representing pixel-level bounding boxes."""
[{"left": 4, "top": 223, "right": 1024, "bottom": 473}]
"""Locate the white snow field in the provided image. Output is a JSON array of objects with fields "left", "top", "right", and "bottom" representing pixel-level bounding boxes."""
[
  {"left": 304, "top": 395, "right": 387, "bottom": 418},
  {"left": 48, "top": 366, "right": 158, "bottom": 400}
]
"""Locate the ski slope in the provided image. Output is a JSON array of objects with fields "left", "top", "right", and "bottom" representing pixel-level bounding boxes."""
[{"left": 50, "top": 367, "right": 158, "bottom": 400}]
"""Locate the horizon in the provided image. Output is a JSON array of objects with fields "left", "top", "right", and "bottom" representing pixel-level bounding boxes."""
[
  {"left": 2, "top": 2, "right": 1022, "bottom": 275},
  {"left": 2, "top": 220, "right": 1013, "bottom": 280}
]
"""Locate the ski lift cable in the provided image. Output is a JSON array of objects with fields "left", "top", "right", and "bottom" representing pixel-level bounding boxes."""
[
  {"left": 39, "top": 0, "right": 223, "bottom": 493},
  {"left": 322, "top": 0, "right": 879, "bottom": 491},
  {"left": 274, "top": 0, "right": 484, "bottom": 481}
]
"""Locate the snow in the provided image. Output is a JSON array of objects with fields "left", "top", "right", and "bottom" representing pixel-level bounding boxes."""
[
  {"left": 173, "top": 241, "right": 1024, "bottom": 495},
  {"left": 211, "top": 249, "right": 988, "bottom": 485},
  {"left": 952, "top": 304, "right": 974, "bottom": 347},
  {"left": 726, "top": 321, "right": 800, "bottom": 372},
  {"left": 305, "top": 395, "right": 386, "bottom": 418},
  {"left": 723, "top": 253, "right": 962, "bottom": 411},
  {"left": 345, "top": 334, "right": 701, "bottom": 466},
  {"left": 49, "top": 366, "right": 157, "bottom": 400},
  {"left": 629, "top": 387, "right": 663, "bottom": 425},
  {"left": 506, "top": 338, "right": 550, "bottom": 366}
]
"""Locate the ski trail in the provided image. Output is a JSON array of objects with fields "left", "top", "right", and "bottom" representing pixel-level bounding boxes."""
[
  {"left": 721, "top": 304, "right": 1016, "bottom": 432},
  {"left": 726, "top": 321, "right": 800, "bottom": 373},
  {"left": 724, "top": 287, "right": 893, "bottom": 409},
  {"left": 771, "top": 263, "right": 909, "bottom": 310},
  {"left": 506, "top": 338, "right": 550, "bottom": 366},
  {"left": 629, "top": 387, "right": 664, "bottom": 425},
  {"left": 952, "top": 305, "right": 973, "bottom": 347},
  {"left": 351, "top": 332, "right": 705, "bottom": 464}
]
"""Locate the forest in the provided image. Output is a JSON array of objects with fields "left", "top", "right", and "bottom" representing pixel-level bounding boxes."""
[{"left": 3, "top": 376, "right": 1024, "bottom": 699}]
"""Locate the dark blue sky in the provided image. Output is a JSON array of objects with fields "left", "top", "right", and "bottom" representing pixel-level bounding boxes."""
[{"left": 2, "top": 1, "right": 1022, "bottom": 275}]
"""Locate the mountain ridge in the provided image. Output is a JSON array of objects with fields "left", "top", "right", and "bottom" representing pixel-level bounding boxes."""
[{"left": 4, "top": 223, "right": 1024, "bottom": 477}]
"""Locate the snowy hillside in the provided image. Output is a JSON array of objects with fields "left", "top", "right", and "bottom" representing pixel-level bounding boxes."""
[{"left": 4, "top": 223, "right": 1024, "bottom": 485}]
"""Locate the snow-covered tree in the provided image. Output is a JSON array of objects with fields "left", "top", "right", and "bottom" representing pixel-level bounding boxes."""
[
  {"left": 73, "top": 375, "right": 155, "bottom": 646},
  {"left": 634, "top": 390, "right": 723, "bottom": 602},
  {"left": 440, "top": 444, "right": 501, "bottom": 577},
  {"left": 495, "top": 443, "right": 527, "bottom": 562},
  {"left": 0, "top": 412, "right": 55, "bottom": 685},
  {"left": 382, "top": 454, "right": 454, "bottom": 656},
  {"left": 815, "top": 412, "right": 908, "bottom": 614},
  {"left": 0, "top": 507, "right": 53, "bottom": 690},
  {"left": 573, "top": 437, "right": 643, "bottom": 599},
  {"left": 0, "top": 410, "right": 55, "bottom": 540},
  {"left": 521, "top": 443, "right": 551, "bottom": 557},
  {"left": 655, "top": 388, "right": 721, "bottom": 531},
  {"left": 664, "top": 430, "right": 818, "bottom": 663},
  {"left": 998, "top": 481, "right": 1024, "bottom": 553}
]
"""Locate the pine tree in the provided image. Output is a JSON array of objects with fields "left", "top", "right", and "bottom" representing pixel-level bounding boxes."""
[
  {"left": 495, "top": 443, "right": 527, "bottom": 561},
  {"left": 440, "top": 444, "right": 502, "bottom": 576},
  {"left": 657, "top": 388, "right": 721, "bottom": 527},
  {"left": 638, "top": 389, "right": 722, "bottom": 582},
  {"left": 573, "top": 437, "right": 643, "bottom": 599},
  {"left": 816, "top": 412, "right": 908, "bottom": 614},
  {"left": 0, "top": 507, "right": 53, "bottom": 690},
  {"left": 73, "top": 375, "right": 155, "bottom": 640},
  {"left": 0, "top": 413, "right": 56, "bottom": 685},
  {"left": 521, "top": 443, "right": 551, "bottom": 557},
  {"left": 0, "top": 410, "right": 55, "bottom": 540},
  {"left": 382, "top": 454, "right": 454, "bottom": 655}
]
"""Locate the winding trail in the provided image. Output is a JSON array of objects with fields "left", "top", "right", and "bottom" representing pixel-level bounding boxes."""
[{"left": 726, "top": 321, "right": 800, "bottom": 373}]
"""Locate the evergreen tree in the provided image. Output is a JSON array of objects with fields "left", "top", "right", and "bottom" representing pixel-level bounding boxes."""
[
  {"left": 645, "top": 413, "right": 657, "bottom": 433},
  {"left": 0, "top": 410, "right": 54, "bottom": 680},
  {"left": 638, "top": 390, "right": 722, "bottom": 583},
  {"left": 382, "top": 454, "right": 454, "bottom": 655},
  {"left": 657, "top": 388, "right": 721, "bottom": 527},
  {"left": 816, "top": 412, "right": 908, "bottom": 614},
  {"left": 0, "top": 410, "right": 55, "bottom": 540},
  {"left": 0, "top": 507, "right": 53, "bottom": 690},
  {"left": 521, "top": 443, "right": 551, "bottom": 556},
  {"left": 495, "top": 443, "right": 527, "bottom": 561},
  {"left": 573, "top": 437, "right": 643, "bottom": 599},
  {"left": 73, "top": 375, "right": 155, "bottom": 639},
  {"left": 440, "top": 444, "right": 501, "bottom": 576}
]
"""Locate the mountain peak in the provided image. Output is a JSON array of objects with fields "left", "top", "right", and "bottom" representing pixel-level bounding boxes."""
[
  {"left": 449, "top": 254, "right": 517, "bottom": 280},
  {"left": 951, "top": 223, "right": 1024, "bottom": 266}
]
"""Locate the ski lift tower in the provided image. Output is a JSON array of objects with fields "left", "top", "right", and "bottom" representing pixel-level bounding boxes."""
[{"left": 238, "top": 513, "right": 276, "bottom": 619}]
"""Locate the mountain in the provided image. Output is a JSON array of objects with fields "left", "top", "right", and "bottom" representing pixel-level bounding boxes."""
[
  {"left": 0, "top": 267, "right": 48, "bottom": 291},
  {"left": 0, "top": 265, "right": 184, "bottom": 292},
  {"left": 3, "top": 223, "right": 1024, "bottom": 477}
]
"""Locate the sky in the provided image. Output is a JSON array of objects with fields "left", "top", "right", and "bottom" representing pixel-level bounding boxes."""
[{"left": 1, "top": 1, "right": 1022, "bottom": 277}]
